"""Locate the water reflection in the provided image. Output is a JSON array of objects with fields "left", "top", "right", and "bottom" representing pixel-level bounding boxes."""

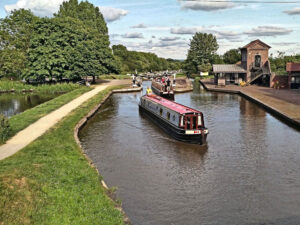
[
  {"left": 79, "top": 81, "right": 300, "bottom": 225},
  {"left": 0, "top": 93, "right": 58, "bottom": 117}
]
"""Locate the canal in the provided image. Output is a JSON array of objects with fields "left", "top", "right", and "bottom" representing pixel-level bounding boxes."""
[
  {"left": 79, "top": 81, "right": 300, "bottom": 225},
  {"left": 0, "top": 93, "right": 58, "bottom": 117}
]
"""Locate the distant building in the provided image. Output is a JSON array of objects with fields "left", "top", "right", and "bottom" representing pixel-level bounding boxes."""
[
  {"left": 213, "top": 39, "right": 271, "bottom": 86},
  {"left": 286, "top": 62, "right": 300, "bottom": 89}
]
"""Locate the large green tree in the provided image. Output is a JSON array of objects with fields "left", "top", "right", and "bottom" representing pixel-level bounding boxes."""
[
  {"left": 55, "top": 0, "right": 118, "bottom": 82},
  {"left": 184, "top": 32, "right": 218, "bottom": 75},
  {"left": 223, "top": 49, "right": 241, "bottom": 64},
  {"left": 0, "top": 9, "right": 37, "bottom": 78}
]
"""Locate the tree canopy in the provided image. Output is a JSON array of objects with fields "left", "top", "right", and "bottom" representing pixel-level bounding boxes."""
[
  {"left": 184, "top": 32, "right": 218, "bottom": 74},
  {"left": 223, "top": 49, "right": 241, "bottom": 64},
  {"left": 0, "top": 0, "right": 118, "bottom": 82},
  {"left": 112, "top": 44, "right": 182, "bottom": 73},
  {"left": 0, "top": 9, "right": 37, "bottom": 78}
]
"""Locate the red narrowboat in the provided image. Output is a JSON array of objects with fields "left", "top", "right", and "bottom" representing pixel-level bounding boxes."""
[{"left": 139, "top": 94, "right": 208, "bottom": 145}]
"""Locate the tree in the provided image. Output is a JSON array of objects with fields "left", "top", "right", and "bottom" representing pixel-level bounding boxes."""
[
  {"left": 0, "top": 9, "right": 37, "bottom": 79},
  {"left": 55, "top": 0, "right": 118, "bottom": 82},
  {"left": 223, "top": 49, "right": 241, "bottom": 64},
  {"left": 184, "top": 32, "right": 218, "bottom": 74}
]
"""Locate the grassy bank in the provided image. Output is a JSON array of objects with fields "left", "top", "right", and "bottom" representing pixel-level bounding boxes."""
[
  {"left": 99, "top": 74, "right": 131, "bottom": 80},
  {"left": 0, "top": 85, "right": 128, "bottom": 224},
  {"left": 0, "top": 80, "right": 81, "bottom": 94},
  {"left": 1, "top": 87, "right": 90, "bottom": 144}
]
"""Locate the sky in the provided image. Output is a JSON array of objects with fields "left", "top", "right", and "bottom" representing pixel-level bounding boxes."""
[{"left": 1, "top": 0, "right": 300, "bottom": 59}]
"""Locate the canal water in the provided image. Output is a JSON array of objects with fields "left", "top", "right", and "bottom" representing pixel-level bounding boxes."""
[
  {"left": 0, "top": 93, "right": 58, "bottom": 117},
  {"left": 79, "top": 81, "right": 300, "bottom": 225}
]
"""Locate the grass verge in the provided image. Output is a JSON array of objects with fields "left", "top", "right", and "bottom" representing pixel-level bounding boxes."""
[
  {"left": 0, "top": 84, "right": 128, "bottom": 225},
  {"left": 0, "top": 80, "right": 81, "bottom": 94},
  {"left": 1, "top": 87, "right": 90, "bottom": 144},
  {"left": 98, "top": 74, "right": 131, "bottom": 80}
]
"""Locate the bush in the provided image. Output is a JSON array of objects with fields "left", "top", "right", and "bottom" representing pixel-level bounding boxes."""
[{"left": 0, "top": 114, "right": 11, "bottom": 143}]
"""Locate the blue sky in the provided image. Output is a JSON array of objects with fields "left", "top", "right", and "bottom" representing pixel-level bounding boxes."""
[{"left": 1, "top": 0, "right": 300, "bottom": 59}]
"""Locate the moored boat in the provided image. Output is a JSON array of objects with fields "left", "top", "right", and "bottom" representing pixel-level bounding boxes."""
[
  {"left": 151, "top": 78, "right": 174, "bottom": 100},
  {"left": 139, "top": 94, "right": 208, "bottom": 145}
]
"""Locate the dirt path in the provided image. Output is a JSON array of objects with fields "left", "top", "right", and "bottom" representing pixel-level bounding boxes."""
[{"left": 0, "top": 80, "right": 130, "bottom": 161}]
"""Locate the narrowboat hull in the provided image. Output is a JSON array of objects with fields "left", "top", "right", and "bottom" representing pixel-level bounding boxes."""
[
  {"left": 151, "top": 83, "right": 174, "bottom": 100},
  {"left": 139, "top": 104, "right": 207, "bottom": 145}
]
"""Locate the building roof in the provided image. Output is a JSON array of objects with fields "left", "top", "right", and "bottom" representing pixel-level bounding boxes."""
[
  {"left": 286, "top": 62, "right": 300, "bottom": 72},
  {"left": 213, "top": 64, "right": 247, "bottom": 73},
  {"left": 145, "top": 95, "right": 201, "bottom": 115},
  {"left": 241, "top": 39, "right": 271, "bottom": 49}
]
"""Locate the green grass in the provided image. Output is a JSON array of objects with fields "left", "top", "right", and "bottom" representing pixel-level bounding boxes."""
[
  {"left": 2, "top": 87, "right": 91, "bottom": 144},
  {"left": 98, "top": 74, "right": 131, "bottom": 80},
  {"left": 176, "top": 73, "right": 187, "bottom": 78},
  {"left": 0, "top": 80, "right": 81, "bottom": 94},
  {"left": 0, "top": 85, "right": 128, "bottom": 225}
]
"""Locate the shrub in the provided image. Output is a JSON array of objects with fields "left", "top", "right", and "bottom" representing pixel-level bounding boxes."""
[{"left": 0, "top": 114, "right": 11, "bottom": 143}]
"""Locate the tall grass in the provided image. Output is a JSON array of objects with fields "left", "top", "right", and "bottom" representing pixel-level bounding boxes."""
[{"left": 0, "top": 80, "right": 81, "bottom": 94}]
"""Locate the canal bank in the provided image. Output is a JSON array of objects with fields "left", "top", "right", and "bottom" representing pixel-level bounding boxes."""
[
  {"left": 0, "top": 81, "right": 135, "bottom": 225},
  {"left": 200, "top": 80, "right": 300, "bottom": 128}
]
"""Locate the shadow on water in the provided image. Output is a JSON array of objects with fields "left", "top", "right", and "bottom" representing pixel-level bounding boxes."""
[{"left": 79, "top": 81, "right": 300, "bottom": 225}]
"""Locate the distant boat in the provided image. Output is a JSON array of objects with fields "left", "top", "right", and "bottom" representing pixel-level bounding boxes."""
[
  {"left": 151, "top": 78, "right": 174, "bottom": 100},
  {"left": 139, "top": 94, "right": 208, "bottom": 145}
]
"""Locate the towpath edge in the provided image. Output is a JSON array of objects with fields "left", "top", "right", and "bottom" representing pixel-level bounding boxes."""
[{"left": 200, "top": 80, "right": 300, "bottom": 128}]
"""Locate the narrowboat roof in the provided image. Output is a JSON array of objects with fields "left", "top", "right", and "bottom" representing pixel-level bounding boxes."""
[{"left": 144, "top": 94, "right": 201, "bottom": 114}]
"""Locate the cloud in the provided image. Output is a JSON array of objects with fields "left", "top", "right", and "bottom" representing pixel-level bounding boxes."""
[
  {"left": 170, "top": 27, "right": 204, "bottom": 34},
  {"left": 152, "top": 35, "right": 156, "bottom": 38},
  {"left": 271, "top": 42, "right": 298, "bottom": 46},
  {"left": 244, "top": 26, "right": 293, "bottom": 37},
  {"left": 98, "top": 6, "right": 128, "bottom": 22},
  {"left": 179, "top": 0, "right": 235, "bottom": 11},
  {"left": 284, "top": 7, "right": 300, "bottom": 15},
  {"left": 159, "top": 37, "right": 181, "bottom": 41},
  {"left": 5, "top": 0, "right": 65, "bottom": 17},
  {"left": 122, "top": 32, "right": 144, "bottom": 39},
  {"left": 131, "top": 23, "right": 147, "bottom": 28}
]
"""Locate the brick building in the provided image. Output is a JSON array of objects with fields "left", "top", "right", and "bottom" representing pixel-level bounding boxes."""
[
  {"left": 213, "top": 40, "right": 271, "bottom": 86},
  {"left": 286, "top": 62, "right": 300, "bottom": 89}
]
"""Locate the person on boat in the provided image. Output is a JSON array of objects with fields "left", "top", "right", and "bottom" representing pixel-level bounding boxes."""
[
  {"left": 146, "top": 87, "right": 152, "bottom": 95},
  {"left": 161, "top": 76, "right": 165, "bottom": 83}
]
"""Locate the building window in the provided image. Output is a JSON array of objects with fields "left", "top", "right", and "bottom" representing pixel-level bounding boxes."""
[{"left": 255, "top": 55, "right": 261, "bottom": 67}]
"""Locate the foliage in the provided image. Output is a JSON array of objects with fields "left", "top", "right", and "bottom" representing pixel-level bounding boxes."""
[
  {"left": 112, "top": 44, "right": 182, "bottom": 73},
  {"left": 223, "top": 49, "right": 241, "bottom": 64},
  {"left": 0, "top": 114, "right": 11, "bottom": 143},
  {"left": 184, "top": 32, "right": 218, "bottom": 75},
  {"left": 1, "top": 1, "right": 118, "bottom": 82},
  {"left": 0, "top": 80, "right": 81, "bottom": 94},
  {"left": 270, "top": 52, "right": 300, "bottom": 74},
  {"left": 0, "top": 85, "right": 128, "bottom": 224},
  {"left": 0, "top": 9, "right": 37, "bottom": 79},
  {"left": 198, "top": 63, "right": 212, "bottom": 72}
]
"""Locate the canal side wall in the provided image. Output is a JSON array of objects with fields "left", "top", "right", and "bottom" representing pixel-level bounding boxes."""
[
  {"left": 74, "top": 87, "right": 142, "bottom": 225},
  {"left": 200, "top": 81, "right": 300, "bottom": 128}
]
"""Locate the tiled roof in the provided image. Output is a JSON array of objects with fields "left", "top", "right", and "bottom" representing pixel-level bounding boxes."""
[
  {"left": 213, "top": 64, "right": 247, "bottom": 73},
  {"left": 241, "top": 39, "right": 271, "bottom": 49},
  {"left": 286, "top": 62, "right": 300, "bottom": 72}
]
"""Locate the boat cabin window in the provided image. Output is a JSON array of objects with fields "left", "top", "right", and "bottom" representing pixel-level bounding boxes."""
[
  {"left": 198, "top": 115, "right": 202, "bottom": 126},
  {"left": 173, "top": 115, "right": 176, "bottom": 121},
  {"left": 167, "top": 112, "right": 170, "bottom": 120},
  {"left": 160, "top": 108, "right": 163, "bottom": 116}
]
